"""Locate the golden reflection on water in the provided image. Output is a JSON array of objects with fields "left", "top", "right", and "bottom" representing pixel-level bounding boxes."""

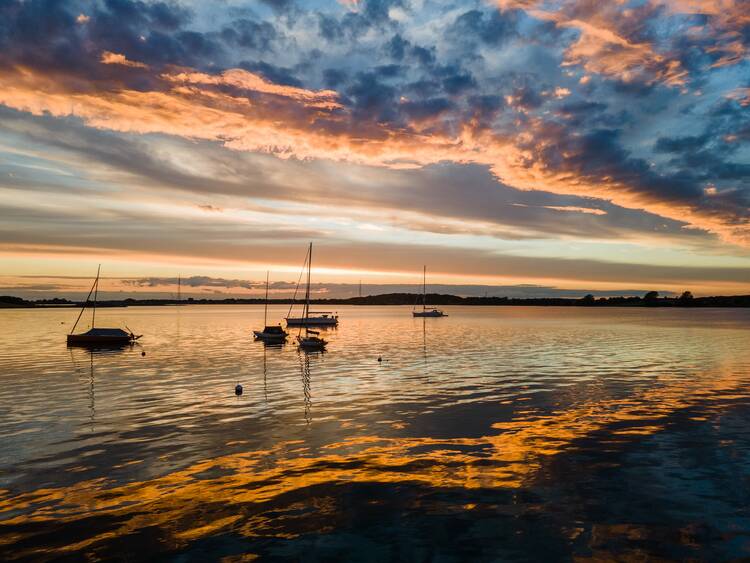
[
  {"left": 2, "top": 360, "right": 749, "bottom": 557},
  {"left": 1, "top": 306, "right": 750, "bottom": 559}
]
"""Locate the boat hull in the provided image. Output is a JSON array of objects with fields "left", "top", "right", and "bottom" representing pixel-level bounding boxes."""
[
  {"left": 67, "top": 334, "right": 134, "bottom": 347},
  {"left": 253, "top": 331, "right": 287, "bottom": 342},
  {"left": 413, "top": 310, "right": 447, "bottom": 317},
  {"left": 286, "top": 317, "right": 338, "bottom": 327},
  {"left": 298, "top": 337, "right": 327, "bottom": 351}
]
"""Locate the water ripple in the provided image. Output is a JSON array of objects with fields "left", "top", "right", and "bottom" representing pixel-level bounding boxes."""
[{"left": 1, "top": 306, "right": 749, "bottom": 560}]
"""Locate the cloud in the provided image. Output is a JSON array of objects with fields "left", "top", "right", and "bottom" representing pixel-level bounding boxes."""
[
  {"left": 2, "top": 108, "right": 713, "bottom": 247},
  {"left": 100, "top": 51, "right": 149, "bottom": 69},
  {"left": 125, "top": 276, "right": 255, "bottom": 289},
  {"left": 110, "top": 276, "right": 679, "bottom": 299},
  {"left": 0, "top": 0, "right": 748, "bottom": 287},
  {"left": 163, "top": 68, "right": 341, "bottom": 108},
  {"left": 2, "top": 60, "right": 747, "bottom": 245}
]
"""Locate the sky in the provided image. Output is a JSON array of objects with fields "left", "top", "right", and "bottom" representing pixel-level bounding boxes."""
[{"left": 0, "top": 0, "right": 748, "bottom": 299}]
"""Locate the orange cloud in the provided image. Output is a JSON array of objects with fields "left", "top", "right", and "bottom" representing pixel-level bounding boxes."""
[
  {"left": 496, "top": 1, "right": 688, "bottom": 86},
  {"left": 497, "top": 0, "right": 747, "bottom": 83},
  {"left": 668, "top": 0, "right": 750, "bottom": 68},
  {"left": 163, "top": 69, "right": 342, "bottom": 109},
  {"left": 0, "top": 63, "right": 746, "bottom": 247},
  {"left": 726, "top": 87, "right": 750, "bottom": 106},
  {"left": 543, "top": 205, "right": 607, "bottom": 216},
  {"left": 100, "top": 51, "right": 148, "bottom": 69}
]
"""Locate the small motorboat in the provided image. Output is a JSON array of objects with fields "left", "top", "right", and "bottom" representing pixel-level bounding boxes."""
[
  {"left": 254, "top": 325, "right": 288, "bottom": 342},
  {"left": 67, "top": 266, "right": 142, "bottom": 347}
]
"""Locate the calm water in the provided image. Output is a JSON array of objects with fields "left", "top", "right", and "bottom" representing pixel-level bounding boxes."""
[{"left": 1, "top": 305, "right": 750, "bottom": 561}]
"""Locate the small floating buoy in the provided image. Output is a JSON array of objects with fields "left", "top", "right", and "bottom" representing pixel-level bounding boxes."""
[
  {"left": 235, "top": 383, "right": 243, "bottom": 396},
  {"left": 141, "top": 351, "right": 146, "bottom": 357},
  {"left": 377, "top": 356, "right": 382, "bottom": 363}
]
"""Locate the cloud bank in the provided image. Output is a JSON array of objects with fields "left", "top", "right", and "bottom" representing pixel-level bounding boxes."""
[{"left": 0, "top": 0, "right": 748, "bottom": 294}]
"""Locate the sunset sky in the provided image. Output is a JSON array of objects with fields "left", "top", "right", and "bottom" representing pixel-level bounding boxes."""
[{"left": 0, "top": 0, "right": 748, "bottom": 298}]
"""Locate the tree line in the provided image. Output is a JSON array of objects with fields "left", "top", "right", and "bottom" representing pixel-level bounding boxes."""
[{"left": 2, "top": 291, "right": 749, "bottom": 308}]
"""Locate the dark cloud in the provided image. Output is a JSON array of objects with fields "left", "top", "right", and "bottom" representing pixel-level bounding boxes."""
[
  {"left": 0, "top": 0, "right": 226, "bottom": 83},
  {"left": 317, "top": 13, "right": 343, "bottom": 42},
  {"left": 449, "top": 9, "right": 519, "bottom": 47},
  {"left": 322, "top": 67, "right": 348, "bottom": 88},
  {"left": 346, "top": 72, "right": 399, "bottom": 122},
  {"left": 465, "top": 94, "right": 505, "bottom": 127},
  {"left": 442, "top": 70, "right": 477, "bottom": 96},
  {"left": 401, "top": 98, "right": 454, "bottom": 121},
  {"left": 259, "top": 0, "right": 295, "bottom": 14},
  {"left": 239, "top": 60, "right": 303, "bottom": 87},
  {"left": 386, "top": 34, "right": 409, "bottom": 60},
  {"left": 221, "top": 18, "right": 278, "bottom": 51},
  {"left": 360, "top": 0, "right": 406, "bottom": 25}
]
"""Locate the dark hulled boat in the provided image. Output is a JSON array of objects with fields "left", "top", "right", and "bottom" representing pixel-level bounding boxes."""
[
  {"left": 67, "top": 265, "right": 141, "bottom": 347},
  {"left": 253, "top": 271, "right": 289, "bottom": 343},
  {"left": 67, "top": 327, "right": 138, "bottom": 346}
]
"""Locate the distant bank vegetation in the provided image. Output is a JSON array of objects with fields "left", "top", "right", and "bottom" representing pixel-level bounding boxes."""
[{"left": 2, "top": 291, "right": 749, "bottom": 308}]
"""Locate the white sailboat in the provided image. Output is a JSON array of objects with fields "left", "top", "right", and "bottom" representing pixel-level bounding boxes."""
[
  {"left": 295, "top": 243, "right": 328, "bottom": 351},
  {"left": 285, "top": 243, "right": 338, "bottom": 327},
  {"left": 253, "top": 271, "right": 288, "bottom": 342},
  {"left": 412, "top": 265, "right": 446, "bottom": 317}
]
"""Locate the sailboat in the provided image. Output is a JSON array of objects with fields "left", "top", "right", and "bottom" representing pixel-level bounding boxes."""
[
  {"left": 285, "top": 243, "right": 338, "bottom": 327},
  {"left": 412, "top": 265, "right": 446, "bottom": 317},
  {"left": 253, "top": 271, "right": 288, "bottom": 342},
  {"left": 67, "top": 265, "right": 142, "bottom": 346},
  {"left": 295, "top": 243, "right": 328, "bottom": 351}
]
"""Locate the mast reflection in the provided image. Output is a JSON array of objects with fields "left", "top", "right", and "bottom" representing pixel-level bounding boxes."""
[
  {"left": 297, "top": 350, "right": 316, "bottom": 425},
  {"left": 69, "top": 347, "right": 128, "bottom": 432}
]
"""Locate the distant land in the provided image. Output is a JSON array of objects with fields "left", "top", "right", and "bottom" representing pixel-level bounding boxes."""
[{"left": 1, "top": 292, "right": 749, "bottom": 308}]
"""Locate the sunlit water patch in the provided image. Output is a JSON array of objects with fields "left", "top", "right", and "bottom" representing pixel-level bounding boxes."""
[{"left": 1, "top": 305, "right": 749, "bottom": 560}]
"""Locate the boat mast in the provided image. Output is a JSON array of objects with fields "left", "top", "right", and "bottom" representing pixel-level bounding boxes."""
[
  {"left": 304, "top": 243, "right": 312, "bottom": 331},
  {"left": 91, "top": 264, "right": 101, "bottom": 328},
  {"left": 297, "top": 243, "right": 312, "bottom": 338},
  {"left": 177, "top": 274, "right": 181, "bottom": 304},
  {"left": 264, "top": 270, "right": 269, "bottom": 326},
  {"left": 69, "top": 266, "right": 99, "bottom": 335},
  {"left": 423, "top": 265, "right": 426, "bottom": 312}
]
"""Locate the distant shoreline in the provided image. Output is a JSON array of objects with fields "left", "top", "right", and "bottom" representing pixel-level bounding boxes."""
[{"left": 2, "top": 293, "right": 749, "bottom": 308}]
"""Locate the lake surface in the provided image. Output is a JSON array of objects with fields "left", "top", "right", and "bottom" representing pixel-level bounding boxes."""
[{"left": 1, "top": 305, "right": 750, "bottom": 561}]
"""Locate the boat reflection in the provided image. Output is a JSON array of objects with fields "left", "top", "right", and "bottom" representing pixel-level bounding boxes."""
[
  {"left": 297, "top": 350, "right": 314, "bottom": 424},
  {"left": 260, "top": 342, "right": 283, "bottom": 402},
  {"left": 68, "top": 347, "right": 129, "bottom": 431}
]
